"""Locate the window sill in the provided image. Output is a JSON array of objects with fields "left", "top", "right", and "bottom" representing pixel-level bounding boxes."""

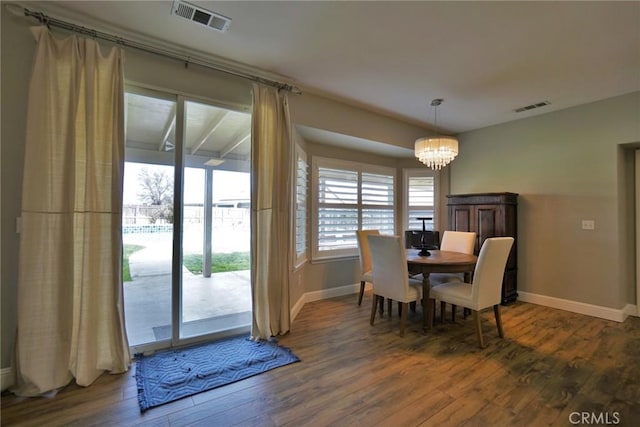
[
  {"left": 293, "top": 258, "right": 307, "bottom": 270},
  {"left": 310, "top": 255, "right": 359, "bottom": 265}
]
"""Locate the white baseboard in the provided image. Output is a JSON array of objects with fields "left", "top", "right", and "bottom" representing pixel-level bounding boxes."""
[
  {"left": 623, "top": 303, "right": 638, "bottom": 318},
  {"left": 290, "top": 295, "right": 305, "bottom": 322},
  {"left": 1, "top": 367, "right": 14, "bottom": 391},
  {"left": 292, "top": 286, "right": 637, "bottom": 327},
  {"left": 290, "top": 282, "right": 371, "bottom": 322},
  {"left": 303, "top": 282, "right": 370, "bottom": 304},
  {"left": 518, "top": 291, "right": 635, "bottom": 322}
]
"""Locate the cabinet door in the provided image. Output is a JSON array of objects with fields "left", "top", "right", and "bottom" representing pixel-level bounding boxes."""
[
  {"left": 475, "top": 205, "right": 504, "bottom": 248},
  {"left": 449, "top": 204, "right": 509, "bottom": 251},
  {"left": 449, "top": 206, "right": 473, "bottom": 233}
]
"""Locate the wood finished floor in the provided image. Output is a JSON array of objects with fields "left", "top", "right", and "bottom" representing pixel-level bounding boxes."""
[{"left": 2, "top": 293, "right": 640, "bottom": 427}]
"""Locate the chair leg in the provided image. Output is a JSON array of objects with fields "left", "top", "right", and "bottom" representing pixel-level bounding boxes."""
[
  {"left": 493, "top": 304, "right": 504, "bottom": 338},
  {"left": 440, "top": 301, "right": 446, "bottom": 322},
  {"left": 473, "top": 310, "right": 485, "bottom": 348},
  {"left": 399, "top": 302, "right": 408, "bottom": 337},
  {"left": 370, "top": 295, "right": 378, "bottom": 325},
  {"left": 397, "top": 301, "right": 402, "bottom": 317},
  {"left": 379, "top": 296, "right": 384, "bottom": 316},
  {"left": 358, "top": 281, "right": 366, "bottom": 305},
  {"left": 410, "top": 301, "right": 416, "bottom": 313},
  {"left": 387, "top": 298, "right": 392, "bottom": 318},
  {"left": 452, "top": 304, "right": 457, "bottom": 322}
]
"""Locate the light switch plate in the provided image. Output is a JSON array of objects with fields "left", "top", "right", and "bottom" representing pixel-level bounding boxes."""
[{"left": 582, "top": 220, "right": 595, "bottom": 230}]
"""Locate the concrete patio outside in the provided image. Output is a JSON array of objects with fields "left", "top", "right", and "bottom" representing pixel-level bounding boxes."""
[{"left": 123, "top": 228, "right": 251, "bottom": 347}]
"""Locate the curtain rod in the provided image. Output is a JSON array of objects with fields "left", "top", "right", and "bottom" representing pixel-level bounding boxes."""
[{"left": 10, "top": 4, "right": 302, "bottom": 94}]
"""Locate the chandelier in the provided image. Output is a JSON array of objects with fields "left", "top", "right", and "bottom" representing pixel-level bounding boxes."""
[{"left": 414, "top": 99, "right": 458, "bottom": 170}]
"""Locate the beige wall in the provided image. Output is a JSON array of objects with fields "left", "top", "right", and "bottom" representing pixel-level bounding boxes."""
[
  {"left": 450, "top": 92, "right": 640, "bottom": 309},
  {"left": 289, "top": 91, "right": 428, "bottom": 152},
  {"left": 636, "top": 150, "right": 640, "bottom": 310}
]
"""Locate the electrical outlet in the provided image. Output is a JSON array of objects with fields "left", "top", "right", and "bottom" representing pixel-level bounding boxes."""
[{"left": 581, "top": 220, "right": 595, "bottom": 230}]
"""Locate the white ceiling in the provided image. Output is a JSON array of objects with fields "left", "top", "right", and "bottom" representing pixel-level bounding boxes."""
[{"left": 21, "top": 1, "right": 640, "bottom": 135}]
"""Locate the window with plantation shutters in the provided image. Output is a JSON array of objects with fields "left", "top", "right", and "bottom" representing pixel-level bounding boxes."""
[
  {"left": 294, "top": 149, "right": 308, "bottom": 264},
  {"left": 404, "top": 169, "right": 438, "bottom": 232},
  {"left": 317, "top": 167, "right": 358, "bottom": 254},
  {"left": 312, "top": 157, "right": 395, "bottom": 259},
  {"left": 362, "top": 172, "right": 394, "bottom": 233}
]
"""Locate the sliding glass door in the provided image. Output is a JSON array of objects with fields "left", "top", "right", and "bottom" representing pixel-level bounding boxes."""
[
  {"left": 180, "top": 100, "right": 252, "bottom": 340},
  {"left": 122, "top": 90, "right": 176, "bottom": 348},
  {"left": 122, "top": 87, "right": 251, "bottom": 353}
]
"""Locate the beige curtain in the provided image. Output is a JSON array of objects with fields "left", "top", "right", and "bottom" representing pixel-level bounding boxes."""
[
  {"left": 12, "top": 27, "right": 130, "bottom": 396},
  {"left": 250, "top": 84, "right": 293, "bottom": 340}
]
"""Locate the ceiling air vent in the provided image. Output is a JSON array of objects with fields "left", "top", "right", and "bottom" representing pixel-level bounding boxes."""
[
  {"left": 514, "top": 100, "right": 551, "bottom": 113},
  {"left": 171, "top": 1, "right": 231, "bottom": 32}
]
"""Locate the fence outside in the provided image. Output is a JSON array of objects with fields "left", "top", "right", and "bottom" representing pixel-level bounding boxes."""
[{"left": 123, "top": 204, "right": 250, "bottom": 234}]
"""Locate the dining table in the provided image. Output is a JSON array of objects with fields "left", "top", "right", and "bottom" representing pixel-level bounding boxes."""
[{"left": 406, "top": 249, "right": 478, "bottom": 331}]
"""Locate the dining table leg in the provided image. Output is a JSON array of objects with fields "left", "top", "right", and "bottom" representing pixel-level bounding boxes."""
[{"left": 422, "top": 272, "right": 433, "bottom": 331}]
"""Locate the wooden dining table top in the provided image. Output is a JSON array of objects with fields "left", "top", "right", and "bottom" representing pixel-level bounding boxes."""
[{"left": 406, "top": 249, "right": 477, "bottom": 272}]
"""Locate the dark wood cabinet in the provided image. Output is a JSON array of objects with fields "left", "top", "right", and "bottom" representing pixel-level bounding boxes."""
[{"left": 447, "top": 192, "right": 518, "bottom": 304}]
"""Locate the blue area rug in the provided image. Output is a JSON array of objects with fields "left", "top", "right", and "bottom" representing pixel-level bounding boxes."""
[{"left": 135, "top": 335, "right": 300, "bottom": 412}]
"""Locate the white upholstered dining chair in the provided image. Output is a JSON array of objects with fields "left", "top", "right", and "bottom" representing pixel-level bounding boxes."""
[
  {"left": 429, "top": 237, "right": 514, "bottom": 348},
  {"left": 367, "top": 234, "right": 423, "bottom": 337},
  {"left": 430, "top": 230, "right": 476, "bottom": 320},
  {"left": 356, "top": 229, "right": 380, "bottom": 306},
  {"left": 430, "top": 230, "right": 476, "bottom": 285}
]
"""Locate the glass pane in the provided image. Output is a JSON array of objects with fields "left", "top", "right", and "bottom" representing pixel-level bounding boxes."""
[
  {"left": 408, "top": 176, "right": 435, "bottom": 206},
  {"left": 363, "top": 208, "right": 395, "bottom": 234},
  {"left": 407, "top": 174, "right": 435, "bottom": 230},
  {"left": 408, "top": 209, "right": 435, "bottom": 230},
  {"left": 362, "top": 172, "right": 394, "bottom": 205},
  {"left": 318, "top": 207, "right": 358, "bottom": 251},
  {"left": 122, "top": 92, "right": 176, "bottom": 347},
  {"left": 180, "top": 101, "right": 252, "bottom": 339},
  {"left": 318, "top": 167, "right": 358, "bottom": 204}
]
